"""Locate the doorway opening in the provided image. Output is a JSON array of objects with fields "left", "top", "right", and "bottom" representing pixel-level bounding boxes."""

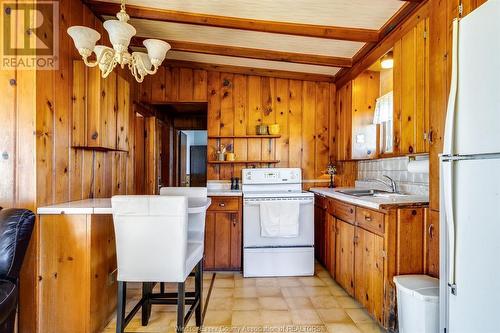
[
  {"left": 157, "top": 102, "right": 208, "bottom": 188},
  {"left": 179, "top": 130, "right": 207, "bottom": 187}
]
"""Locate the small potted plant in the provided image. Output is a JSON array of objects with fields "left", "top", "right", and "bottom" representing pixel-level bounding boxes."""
[
  {"left": 215, "top": 144, "right": 227, "bottom": 161},
  {"left": 326, "top": 160, "right": 337, "bottom": 188}
]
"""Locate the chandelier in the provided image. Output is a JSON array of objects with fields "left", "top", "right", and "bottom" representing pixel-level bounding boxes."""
[{"left": 67, "top": 0, "right": 170, "bottom": 82}]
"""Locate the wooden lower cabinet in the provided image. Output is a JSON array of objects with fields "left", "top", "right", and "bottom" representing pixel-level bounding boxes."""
[
  {"left": 354, "top": 227, "right": 384, "bottom": 323},
  {"left": 325, "top": 213, "right": 336, "bottom": 275},
  {"left": 335, "top": 218, "right": 355, "bottom": 296},
  {"left": 314, "top": 195, "right": 428, "bottom": 330},
  {"left": 38, "top": 214, "right": 117, "bottom": 333},
  {"left": 204, "top": 196, "right": 242, "bottom": 270}
]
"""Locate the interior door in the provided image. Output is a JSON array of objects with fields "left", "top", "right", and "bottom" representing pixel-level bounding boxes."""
[
  {"left": 190, "top": 145, "right": 207, "bottom": 187},
  {"left": 178, "top": 131, "right": 188, "bottom": 187}
]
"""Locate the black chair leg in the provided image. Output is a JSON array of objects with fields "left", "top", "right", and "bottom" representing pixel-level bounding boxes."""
[
  {"left": 116, "top": 281, "right": 127, "bottom": 333},
  {"left": 142, "top": 282, "right": 153, "bottom": 326},
  {"left": 177, "top": 282, "right": 185, "bottom": 333},
  {"left": 195, "top": 261, "right": 203, "bottom": 326}
]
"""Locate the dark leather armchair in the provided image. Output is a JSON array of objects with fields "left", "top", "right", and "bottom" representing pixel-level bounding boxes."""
[{"left": 0, "top": 209, "right": 35, "bottom": 333}]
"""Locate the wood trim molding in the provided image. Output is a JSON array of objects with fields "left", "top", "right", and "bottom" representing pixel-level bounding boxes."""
[
  {"left": 131, "top": 37, "right": 352, "bottom": 68},
  {"left": 163, "top": 59, "right": 336, "bottom": 82},
  {"left": 334, "top": 1, "right": 429, "bottom": 87},
  {"left": 86, "top": 0, "right": 380, "bottom": 43}
]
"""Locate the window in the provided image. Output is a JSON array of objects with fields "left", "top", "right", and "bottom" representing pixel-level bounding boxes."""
[{"left": 373, "top": 91, "right": 394, "bottom": 154}]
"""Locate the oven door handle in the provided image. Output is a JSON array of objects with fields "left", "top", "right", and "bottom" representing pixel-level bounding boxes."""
[{"left": 244, "top": 199, "right": 313, "bottom": 206}]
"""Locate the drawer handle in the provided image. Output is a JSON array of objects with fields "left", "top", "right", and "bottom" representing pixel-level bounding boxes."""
[
  {"left": 364, "top": 215, "right": 372, "bottom": 222},
  {"left": 350, "top": 208, "right": 354, "bottom": 214},
  {"left": 219, "top": 203, "right": 225, "bottom": 207}
]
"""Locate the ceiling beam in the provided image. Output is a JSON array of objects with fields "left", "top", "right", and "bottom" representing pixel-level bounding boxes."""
[
  {"left": 85, "top": 0, "right": 379, "bottom": 43},
  {"left": 131, "top": 37, "right": 352, "bottom": 68},
  {"left": 162, "top": 59, "right": 336, "bottom": 82}
]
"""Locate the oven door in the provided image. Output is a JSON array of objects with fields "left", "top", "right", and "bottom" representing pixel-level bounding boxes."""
[{"left": 243, "top": 196, "right": 314, "bottom": 248}]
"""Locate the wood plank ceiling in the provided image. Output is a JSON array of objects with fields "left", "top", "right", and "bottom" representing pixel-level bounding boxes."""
[{"left": 86, "top": 0, "right": 419, "bottom": 79}]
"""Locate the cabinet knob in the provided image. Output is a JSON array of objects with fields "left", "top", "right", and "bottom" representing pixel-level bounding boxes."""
[
  {"left": 364, "top": 215, "right": 372, "bottom": 222},
  {"left": 428, "top": 224, "right": 435, "bottom": 239},
  {"left": 350, "top": 208, "right": 354, "bottom": 214},
  {"left": 91, "top": 132, "right": 98, "bottom": 140},
  {"left": 219, "top": 202, "right": 225, "bottom": 207}
]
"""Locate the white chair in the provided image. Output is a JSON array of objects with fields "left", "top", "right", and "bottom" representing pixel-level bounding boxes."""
[
  {"left": 111, "top": 195, "right": 204, "bottom": 333},
  {"left": 159, "top": 187, "right": 208, "bottom": 244}
]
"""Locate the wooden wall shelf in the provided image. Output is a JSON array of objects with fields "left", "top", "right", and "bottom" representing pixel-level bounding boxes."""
[
  {"left": 72, "top": 146, "right": 128, "bottom": 153},
  {"left": 208, "top": 160, "right": 280, "bottom": 164},
  {"left": 208, "top": 135, "right": 281, "bottom": 139}
]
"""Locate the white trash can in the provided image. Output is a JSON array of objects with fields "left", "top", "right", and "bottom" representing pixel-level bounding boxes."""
[{"left": 393, "top": 275, "right": 439, "bottom": 333}]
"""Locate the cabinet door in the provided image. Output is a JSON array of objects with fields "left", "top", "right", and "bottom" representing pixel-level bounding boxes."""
[
  {"left": 204, "top": 210, "right": 242, "bottom": 271},
  {"left": 204, "top": 212, "right": 216, "bottom": 269},
  {"left": 426, "top": 209, "right": 440, "bottom": 278},
  {"left": 394, "top": 17, "right": 430, "bottom": 155},
  {"left": 230, "top": 212, "right": 242, "bottom": 270},
  {"left": 354, "top": 227, "right": 384, "bottom": 323},
  {"left": 351, "top": 71, "right": 380, "bottom": 159},
  {"left": 326, "top": 214, "right": 336, "bottom": 276},
  {"left": 335, "top": 219, "right": 355, "bottom": 296}
]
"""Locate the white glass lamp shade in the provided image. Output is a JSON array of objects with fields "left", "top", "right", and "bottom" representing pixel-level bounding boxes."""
[
  {"left": 132, "top": 51, "right": 152, "bottom": 71},
  {"left": 103, "top": 19, "right": 136, "bottom": 52},
  {"left": 67, "top": 26, "right": 100, "bottom": 56},
  {"left": 143, "top": 39, "right": 170, "bottom": 65}
]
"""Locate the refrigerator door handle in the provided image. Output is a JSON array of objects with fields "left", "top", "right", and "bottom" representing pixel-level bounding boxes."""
[
  {"left": 443, "top": 160, "right": 457, "bottom": 295},
  {"left": 443, "top": 18, "right": 460, "bottom": 156}
]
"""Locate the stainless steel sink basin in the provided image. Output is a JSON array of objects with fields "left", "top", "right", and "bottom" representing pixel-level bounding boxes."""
[{"left": 337, "top": 189, "right": 389, "bottom": 197}]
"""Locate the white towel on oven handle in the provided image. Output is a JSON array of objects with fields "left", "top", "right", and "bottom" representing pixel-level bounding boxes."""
[{"left": 259, "top": 201, "right": 300, "bottom": 237}]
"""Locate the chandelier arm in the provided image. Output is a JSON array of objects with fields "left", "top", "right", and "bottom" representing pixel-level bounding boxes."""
[
  {"left": 82, "top": 48, "right": 114, "bottom": 68},
  {"left": 102, "top": 57, "right": 118, "bottom": 78},
  {"left": 134, "top": 54, "right": 159, "bottom": 75}
]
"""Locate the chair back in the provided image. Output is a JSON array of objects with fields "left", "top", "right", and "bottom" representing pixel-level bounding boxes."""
[
  {"left": 159, "top": 187, "right": 207, "bottom": 198},
  {"left": 111, "top": 195, "right": 188, "bottom": 282},
  {"left": 159, "top": 187, "right": 208, "bottom": 244},
  {"left": 0, "top": 209, "right": 35, "bottom": 282}
]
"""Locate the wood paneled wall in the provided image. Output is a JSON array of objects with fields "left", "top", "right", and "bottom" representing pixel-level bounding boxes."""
[
  {"left": 36, "top": 0, "right": 136, "bottom": 208},
  {"left": 140, "top": 66, "right": 356, "bottom": 187}
]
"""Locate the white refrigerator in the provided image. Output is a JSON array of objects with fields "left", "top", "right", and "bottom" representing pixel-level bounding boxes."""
[{"left": 440, "top": 1, "right": 500, "bottom": 332}]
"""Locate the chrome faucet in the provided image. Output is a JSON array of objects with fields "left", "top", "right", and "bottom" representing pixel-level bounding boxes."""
[{"left": 372, "top": 175, "right": 397, "bottom": 193}]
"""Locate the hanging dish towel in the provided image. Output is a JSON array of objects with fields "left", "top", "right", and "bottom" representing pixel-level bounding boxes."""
[{"left": 259, "top": 201, "right": 300, "bottom": 237}]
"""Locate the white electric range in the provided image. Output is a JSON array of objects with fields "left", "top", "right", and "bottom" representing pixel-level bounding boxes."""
[{"left": 242, "top": 168, "right": 315, "bottom": 277}]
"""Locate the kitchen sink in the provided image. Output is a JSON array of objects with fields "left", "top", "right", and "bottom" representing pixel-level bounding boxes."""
[{"left": 337, "top": 189, "right": 389, "bottom": 197}]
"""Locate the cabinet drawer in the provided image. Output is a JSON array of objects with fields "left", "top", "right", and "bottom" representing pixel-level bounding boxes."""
[
  {"left": 356, "top": 207, "right": 385, "bottom": 236},
  {"left": 334, "top": 200, "right": 356, "bottom": 224},
  {"left": 315, "top": 195, "right": 328, "bottom": 209},
  {"left": 209, "top": 197, "right": 240, "bottom": 211}
]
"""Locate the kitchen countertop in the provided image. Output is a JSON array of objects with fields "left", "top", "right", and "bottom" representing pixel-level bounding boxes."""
[
  {"left": 309, "top": 187, "right": 429, "bottom": 210},
  {"left": 207, "top": 189, "right": 242, "bottom": 196},
  {"left": 37, "top": 197, "right": 212, "bottom": 215}
]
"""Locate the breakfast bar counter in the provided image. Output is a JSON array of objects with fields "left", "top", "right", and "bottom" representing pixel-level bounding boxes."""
[{"left": 35, "top": 196, "right": 211, "bottom": 333}]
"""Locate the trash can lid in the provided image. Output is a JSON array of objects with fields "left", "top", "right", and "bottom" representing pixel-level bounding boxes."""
[{"left": 393, "top": 275, "right": 439, "bottom": 303}]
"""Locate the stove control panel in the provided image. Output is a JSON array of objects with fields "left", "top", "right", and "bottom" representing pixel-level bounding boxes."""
[{"left": 242, "top": 168, "right": 301, "bottom": 184}]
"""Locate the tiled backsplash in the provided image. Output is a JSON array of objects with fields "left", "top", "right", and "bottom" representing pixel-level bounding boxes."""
[{"left": 356, "top": 155, "right": 429, "bottom": 196}]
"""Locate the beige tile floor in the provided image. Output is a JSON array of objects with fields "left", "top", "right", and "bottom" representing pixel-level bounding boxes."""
[{"left": 101, "top": 263, "right": 386, "bottom": 333}]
